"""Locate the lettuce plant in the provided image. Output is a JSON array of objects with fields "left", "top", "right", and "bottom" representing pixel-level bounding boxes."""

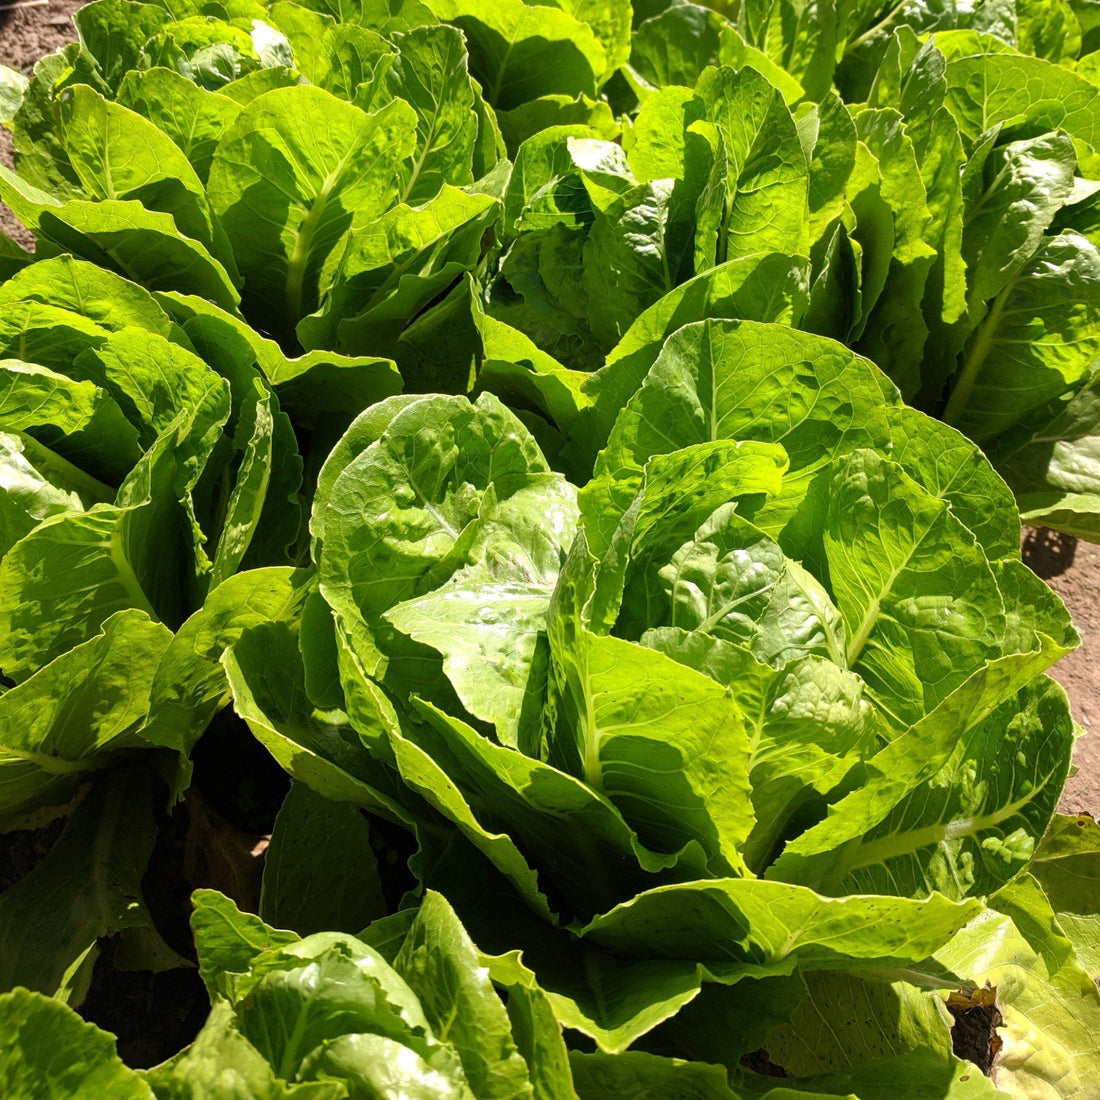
[{"left": 1, "top": 0, "right": 1100, "bottom": 1096}]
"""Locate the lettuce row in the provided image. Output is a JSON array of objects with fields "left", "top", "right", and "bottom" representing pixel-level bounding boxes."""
[{"left": 0, "top": 0, "right": 1099, "bottom": 1096}]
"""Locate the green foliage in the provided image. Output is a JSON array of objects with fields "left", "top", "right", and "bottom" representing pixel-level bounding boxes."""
[{"left": 1, "top": 0, "right": 1100, "bottom": 1095}]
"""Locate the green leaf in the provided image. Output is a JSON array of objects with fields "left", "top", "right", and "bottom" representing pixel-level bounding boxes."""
[
  {"left": 0, "top": 253, "right": 178, "bottom": 339},
  {"left": 0, "top": 435, "right": 191, "bottom": 678},
  {"left": 72, "top": 326, "right": 230, "bottom": 486},
  {"left": 944, "top": 232, "right": 1100, "bottom": 446},
  {"left": 482, "top": 939, "right": 705, "bottom": 1056},
  {"left": 260, "top": 781, "right": 387, "bottom": 937},
  {"left": 224, "top": 620, "right": 410, "bottom": 821},
  {"left": 593, "top": 319, "right": 896, "bottom": 546},
  {"left": 74, "top": 0, "right": 171, "bottom": 92},
  {"left": 395, "top": 891, "right": 535, "bottom": 1100},
  {"left": 822, "top": 448, "right": 1006, "bottom": 725},
  {"left": 299, "top": 185, "right": 498, "bottom": 356},
  {"left": 300, "top": 1032, "right": 474, "bottom": 1099},
  {"left": 206, "top": 87, "right": 417, "bottom": 339},
  {"left": 580, "top": 878, "right": 981, "bottom": 982},
  {"left": 960, "top": 131, "right": 1077, "bottom": 310},
  {"left": 795, "top": 676, "right": 1072, "bottom": 900},
  {"left": 142, "top": 566, "right": 308, "bottom": 755},
  {"left": 770, "top": 645, "right": 1076, "bottom": 890},
  {"left": 385, "top": 24, "right": 480, "bottom": 203},
  {"left": 566, "top": 253, "right": 810, "bottom": 474},
  {"left": 569, "top": 1049, "right": 741, "bottom": 1099},
  {"left": 0, "top": 609, "right": 170, "bottom": 824},
  {"left": 157, "top": 291, "right": 403, "bottom": 427},
  {"left": 386, "top": 473, "right": 578, "bottom": 745},
  {"left": 944, "top": 51, "right": 1100, "bottom": 151},
  {"left": 692, "top": 65, "right": 809, "bottom": 269},
  {"left": 767, "top": 1048, "right": 1013, "bottom": 1098},
  {"left": 393, "top": 697, "right": 684, "bottom": 919},
  {"left": 545, "top": 607, "right": 753, "bottom": 874},
  {"left": 0, "top": 356, "right": 140, "bottom": 488},
  {"left": 425, "top": 0, "right": 607, "bottom": 110},
  {"left": 116, "top": 66, "right": 242, "bottom": 183},
  {"left": 646, "top": 630, "right": 875, "bottom": 871},
  {"left": 190, "top": 888, "right": 299, "bottom": 1002},
  {"left": 849, "top": 107, "right": 937, "bottom": 397},
  {"left": 141, "top": 1000, "right": 345, "bottom": 1100},
  {"left": 470, "top": 288, "right": 593, "bottom": 436},
  {"left": 1030, "top": 813, "right": 1100, "bottom": 979},
  {"left": 884, "top": 405, "right": 1020, "bottom": 563},
  {"left": 318, "top": 392, "right": 549, "bottom": 667},
  {"left": 0, "top": 765, "right": 170, "bottom": 1000},
  {"left": 371, "top": 700, "right": 559, "bottom": 921},
  {"left": 57, "top": 85, "right": 233, "bottom": 266},
  {"left": 234, "top": 932, "right": 460, "bottom": 1083},
  {"left": 636, "top": 507, "right": 846, "bottom": 668},
  {"left": 0, "top": 433, "right": 86, "bottom": 558},
  {"left": 502, "top": 982, "right": 580, "bottom": 1100},
  {"left": 0, "top": 66, "right": 29, "bottom": 129},
  {"left": 760, "top": 971, "right": 951, "bottom": 1076},
  {"left": 582, "top": 179, "right": 682, "bottom": 348},
  {"left": 205, "top": 371, "right": 304, "bottom": 587},
  {"left": 0, "top": 988, "right": 153, "bottom": 1099},
  {"left": 936, "top": 910, "right": 1100, "bottom": 1098}
]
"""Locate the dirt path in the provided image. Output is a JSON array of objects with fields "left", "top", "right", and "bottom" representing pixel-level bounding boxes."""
[
  {"left": 0, "top": 0, "right": 83, "bottom": 248},
  {"left": 1022, "top": 530, "right": 1100, "bottom": 815}
]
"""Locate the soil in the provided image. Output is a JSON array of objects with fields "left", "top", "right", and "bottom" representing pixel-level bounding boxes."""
[
  {"left": 0, "top": 0, "right": 83, "bottom": 249},
  {"left": 1021, "top": 529, "right": 1100, "bottom": 817}
]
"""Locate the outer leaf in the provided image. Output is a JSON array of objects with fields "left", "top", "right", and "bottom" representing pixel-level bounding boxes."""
[
  {"left": 944, "top": 52, "right": 1100, "bottom": 149},
  {"left": 386, "top": 24, "right": 479, "bottom": 203},
  {"left": 692, "top": 65, "right": 809, "bottom": 269},
  {"left": 207, "top": 88, "right": 417, "bottom": 338},
  {"left": 1030, "top": 813, "right": 1100, "bottom": 979},
  {"left": 545, "top": 613, "right": 753, "bottom": 875},
  {"left": 0, "top": 610, "right": 170, "bottom": 824},
  {"left": 566, "top": 253, "right": 810, "bottom": 473},
  {"left": 260, "top": 781, "right": 386, "bottom": 937},
  {"left": 823, "top": 448, "right": 1005, "bottom": 725},
  {"left": 224, "top": 620, "right": 410, "bottom": 822},
  {"left": 944, "top": 232, "right": 1100, "bottom": 445},
  {"left": 141, "top": 1000, "right": 345, "bottom": 1100},
  {"left": 425, "top": 0, "right": 607, "bottom": 110},
  {"left": 936, "top": 911, "right": 1100, "bottom": 1099},
  {"left": 0, "top": 988, "right": 153, "bottom": 1100},
  {"left": 0, "top": 766, "right": 168, "bottom": 1000},
  {"left": 395, "top": 891, "right": 535, "bottom": 1100},
  {"left": 0, "top": 171, "right": 241, "bottom": 309},
  {"left": 58, "top": 85, "right": 231, "bottom": 263},
  {"left": 396, "top": 698, "right": 689, "bottom": 919},
  {"left": 960, "top": 131, "right": 1076, "bottom": 309},
  {"left": 299, "top": 185, "right": 497, "bottom": 356},
  {"left": 116, "top": 67, "right": 242, "bottom": 184},
  {"left": 568, "top": 1050, "right": 742, "bottom": 1099},
  {"left": 580, "top": 878, "right": 981, "bottom": 982},
  {"left": 142, "top": 566, "right": 309, "bottom": 755},
  {"left": 190, "top": 889, "right": 299, "bottom": 1001},
  {"left": 806, "top": 677, "right": 1073, "bottom": 900},
  {"left": 770, "top": 644, "right": 1076, "bottom": 890},
  {"left": 0, "top": 435, "right": 190, "bottom": 678},
  {"left": 594, "top": 319, "right": 896, "bottom": 544}
]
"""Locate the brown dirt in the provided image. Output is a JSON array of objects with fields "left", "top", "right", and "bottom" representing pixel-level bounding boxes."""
[
  {"left": 0, "top": 0, "right": 82, "bottom": 249},
  {"left": 1022, "top": 529, "right": 1100, "bottom": 818}
]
